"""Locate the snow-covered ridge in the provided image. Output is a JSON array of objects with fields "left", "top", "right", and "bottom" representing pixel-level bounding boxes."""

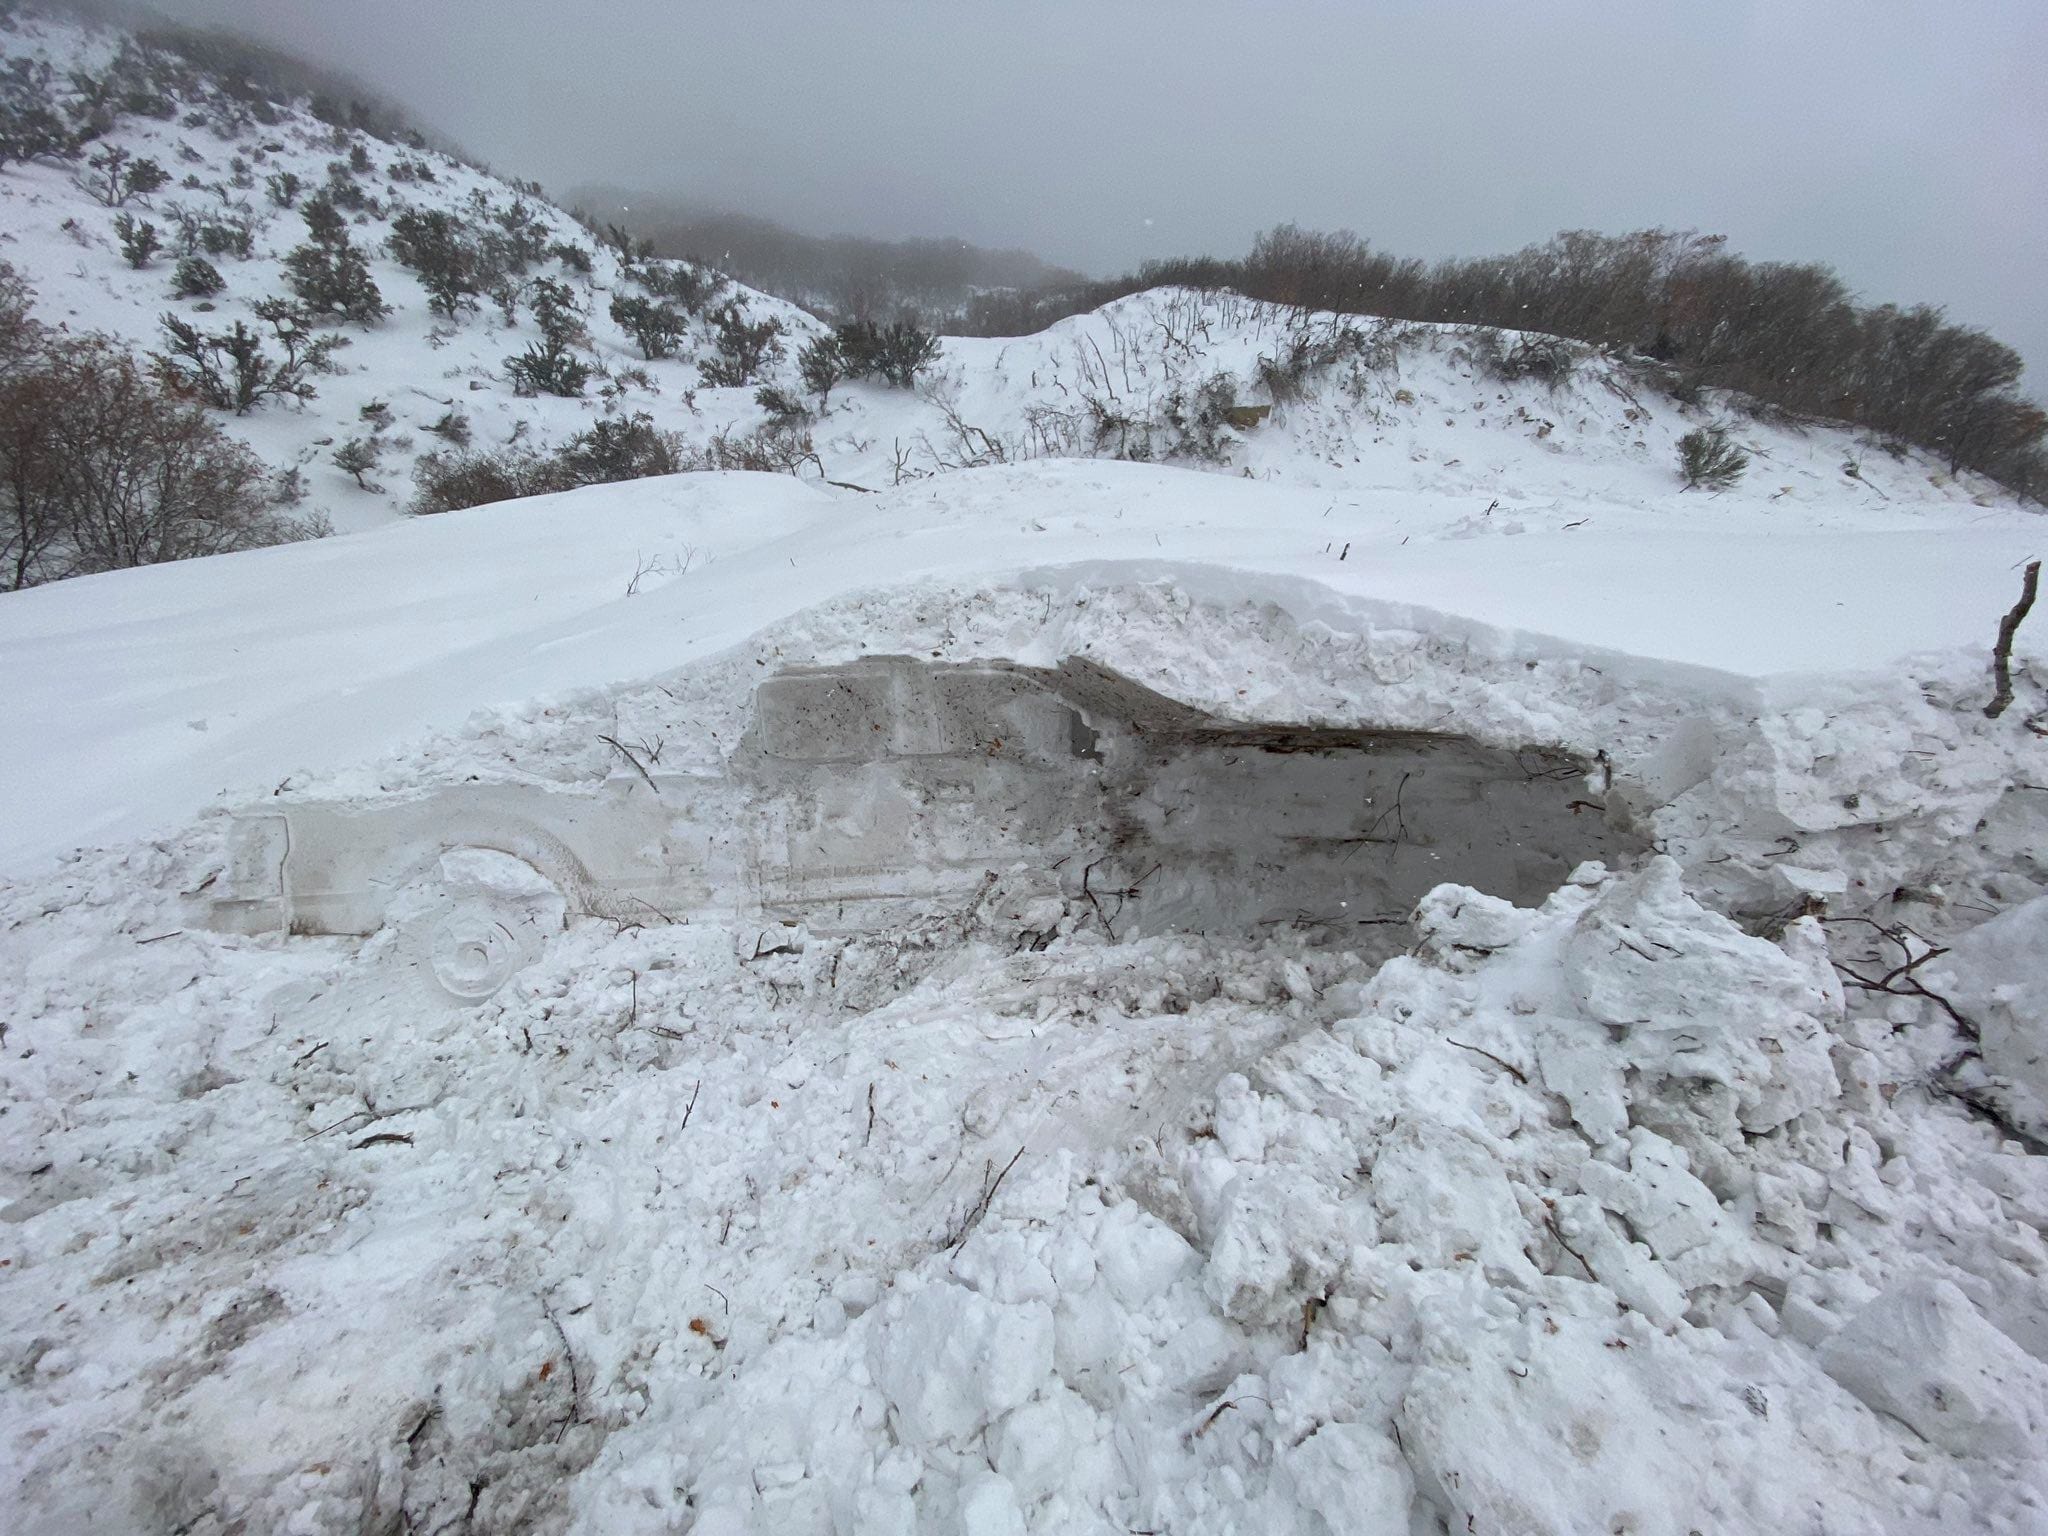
[{"left": 4, "top": 8, "right": 2035, "bottom": 548}]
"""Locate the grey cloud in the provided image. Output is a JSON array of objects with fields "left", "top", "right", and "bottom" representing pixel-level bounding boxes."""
[{"left": 138, "top": 0, "right": 2048, "bottom": 382}]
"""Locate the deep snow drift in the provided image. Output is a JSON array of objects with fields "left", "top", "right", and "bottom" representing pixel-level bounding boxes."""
[{"left": 3, "top": 506, "right": 2046, "bottom": 1532}]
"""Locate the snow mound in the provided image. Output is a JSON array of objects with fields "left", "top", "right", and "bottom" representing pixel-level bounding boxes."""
[{"left": 6, "top": 824, "right": 2046, "bottom": 1533}]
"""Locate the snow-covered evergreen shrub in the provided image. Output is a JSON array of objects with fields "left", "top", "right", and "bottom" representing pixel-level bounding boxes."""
[
  {"left": 698, "top": 303, "right": 782, "bottom": 388},
  {"left": 113, "top": 212, "right": 159, "bottom": 268},
  {"left": 282, "top": 201, "right": 386, "bottom": 325},
  {"left": 170, "top": 255, "right": 223, "bottom": 298},
  {"left": 609, "top": 293, "right": 687, "bottom": 360},
  {"left": 153, "top": 300, "right": 345, "bottom": 414},
  {"left": 330, "top": 436, "right": 382, "bottom": 490},
  {"left": 1678, "top": 426, "right": 1750, "bottom": 491},
  {"left": 388, "top": 207, "right": 481, "bottom": 317},
  {"left": 799, "top": 317, "right": 941, "bottom": 399}
]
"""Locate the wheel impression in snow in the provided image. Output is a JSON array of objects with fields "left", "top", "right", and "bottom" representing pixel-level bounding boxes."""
[{"left": 393, "top": 847, "right": 567, "bottom": 1004}]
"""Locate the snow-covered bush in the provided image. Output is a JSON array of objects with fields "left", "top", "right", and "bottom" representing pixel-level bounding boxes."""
[
  {"left": 798, "top": 316, "right": 940, "bottom": 399},
  {"left": 170, "top": 254, "right": 223, "bottom": 298},
  {"left": 1678, "top": 425, "right": 1749, "bottom": 491},
  {"left": 281, "top": 203, "right": 387, "bottom": 325},
  {"left": 113, "top": 211, "right": 159, "bottom": 268},
  {"left": 330, "top": 435, "right": 382, "bottom": 491},
  {"left": 0, "top": 57, "right": 77, "bottom": 169},
  {"left": 387, "top": 206, "right": 482, "bottom": 317},
  {"left": 1469, "top": 327, "right": 1578, "bottom": 389},
  {"left": 410, "top": 412, "right": 687, "bottom": 514},
  {"left": 632, "top": 255, "right": 726, "bottom": 314},
  {"left": 153, "top": 300, "right": 345, "bottom": 414},
  {"left": 699, "top": 302, "right": 782, "bottom": 388},
  {"left": 608, "top": 292, "right": 687, "bottom": 361},
  {"left": 80, "top": 144, "right": 165, "bottom": 206},
  {"left": 504, "top": 277, "right": 591, "bottom": 397}
]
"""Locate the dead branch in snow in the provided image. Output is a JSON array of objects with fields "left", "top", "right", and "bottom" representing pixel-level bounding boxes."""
[
  {"left": 949, "top": 1145, "right": 1026, "bottom": 1249},
  {"left": 1820, "top": 916, "right": 1977, "bottom": 1039},
  {"left": 598, "top": 733, "right": 659, "bottom": 794},
  {"left": 1444, "top": 1038, "right": 1529, "bottom": 1084},
  {"left": 1985, "top": 559, "right": 2039, "bottom": 720}
]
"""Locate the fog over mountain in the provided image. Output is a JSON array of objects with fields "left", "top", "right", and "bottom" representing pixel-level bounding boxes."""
[{"left": 72, "top": 0, "right": 2048, "bottom": 380}]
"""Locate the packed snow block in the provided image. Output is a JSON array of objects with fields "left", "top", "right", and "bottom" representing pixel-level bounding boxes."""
[
  {"left": 1398, "top": 1319, "right": 1708, "bottom": 1536},
  {"left": 1577, "top": 1127, "right": 1726, "bottom": 1259},
  {"left": 1200, "top": 1162, "right": 1374, "bottom": 1325},
  {"left": 1819, "top": 1275, "right": 2048, "bottom": 1458},
  {"left": 866, "top": 1283, "right": 1054, "bottom": 1448},
  {"left": 1411, "top": 884, "right": 1537, "bottom": 970},
  {"left": 1370, "top": 1120, "right": 1539, "bottom": 1286},
  {"left": 1279, "top": 1420, "right": 1414, "bottom": 1533},
  {"left": 1928, "top": 895, "right": 2048, "bottom": 1130},
  {"left": 1561, "top": 858, "right": 1838, "bottom": 1136}
]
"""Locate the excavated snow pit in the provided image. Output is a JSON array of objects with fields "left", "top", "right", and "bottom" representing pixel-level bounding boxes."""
[{"left": 207, "top": 656, "right": 1646, "bottom": 997}]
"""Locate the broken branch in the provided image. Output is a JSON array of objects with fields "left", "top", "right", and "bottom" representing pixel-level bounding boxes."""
[{"left": 1986, "top": 559, "right": 2040, "bottom": 720}]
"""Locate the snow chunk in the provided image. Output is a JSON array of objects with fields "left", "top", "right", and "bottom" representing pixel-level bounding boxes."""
[
  {"left": 1819, "top": 1275, "right": 2048, "bottom": 1459},
  {"left": 1577, "top": 1127, "right": 1727, "bottom": 1259},
  {"left": 1561, "top": 857, "right": 1838, "bottom": 1135},
  {"left": 867, "top": 1283, "right": 1054, "bottom": 1448}
]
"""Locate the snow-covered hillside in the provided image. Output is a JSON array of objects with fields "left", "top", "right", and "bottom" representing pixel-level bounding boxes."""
[
  {"left": 3, "top": 9, "right": 2047, "bottom": 1536},
  {"left": 2, "top": 10, "right": 2030, "bottom": 546},
  {"left": 0, "top": 9, "right": 823, "bottom": 536}
]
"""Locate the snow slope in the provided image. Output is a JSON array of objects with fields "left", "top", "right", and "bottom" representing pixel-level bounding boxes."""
[
  {"left": 3, "top": 9, "right": 2034, "bottom": 547},
  {"left": 0, "top": 9, "right": 822, "bottom": 536},
  {"left": 3, "top": 9, "right": 2048, "bottom": 1536},
  {"left": 0, "top": 458, "right": 2039, "bottom": 876}
]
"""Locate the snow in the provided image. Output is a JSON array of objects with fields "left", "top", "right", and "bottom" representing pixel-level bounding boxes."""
[
  {"left": 3, "top": 8, "right": 2048, "bottom": 1536},
  {"left": 1, "top": 460, "right": 2040, "bottom": 877}
]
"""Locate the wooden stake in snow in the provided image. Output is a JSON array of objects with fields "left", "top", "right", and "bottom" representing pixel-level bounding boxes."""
[{"left": 1985, "top": 559, "right": 2040, "bottom": 720}]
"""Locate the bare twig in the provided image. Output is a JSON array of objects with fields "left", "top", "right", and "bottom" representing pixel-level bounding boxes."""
[
  {"left": 1821, "top": 916, "right": 1978, "bottom": 1039},
  {"left": 1444, "top": 1038, "right": 1528, "bottom": 1084},
  {"left": 598, "top": 733, "right": 660, "bottom": 794},
  {"left": 1986, "top": 559, "right": 2040, "bottom": 720},
  {"left": 541, "top": 1304, "right": 583, "bottom": 1443},
  {"left": 950, "top": 1145, "right": 1026, "bottom": 1248}
]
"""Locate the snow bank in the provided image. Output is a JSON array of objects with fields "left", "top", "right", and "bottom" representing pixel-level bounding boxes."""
[
  {"left": 1, "top": 543, "right": 2044, "bottom": 1533},
  {"left": 2, "top": 461, "right": 2040, "bottom": 876}
]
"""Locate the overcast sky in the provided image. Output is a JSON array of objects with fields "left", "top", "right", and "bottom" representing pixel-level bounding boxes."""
[{"left": 138, "top": 0, "right": 2048, "bottom": 381}]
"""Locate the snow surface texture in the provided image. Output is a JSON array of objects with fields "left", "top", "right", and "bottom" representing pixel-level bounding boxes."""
[
  {"left": 3, "top": 574, "right": 2047, "bottom": 1535},
  {"left": 5, "top": 9, "right": 2048, "bottom": 1535}
]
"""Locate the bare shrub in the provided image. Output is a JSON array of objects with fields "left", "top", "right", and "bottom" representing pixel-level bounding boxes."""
[{"left": 2, "top": 334, "right": 312, "bottom": 588}]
